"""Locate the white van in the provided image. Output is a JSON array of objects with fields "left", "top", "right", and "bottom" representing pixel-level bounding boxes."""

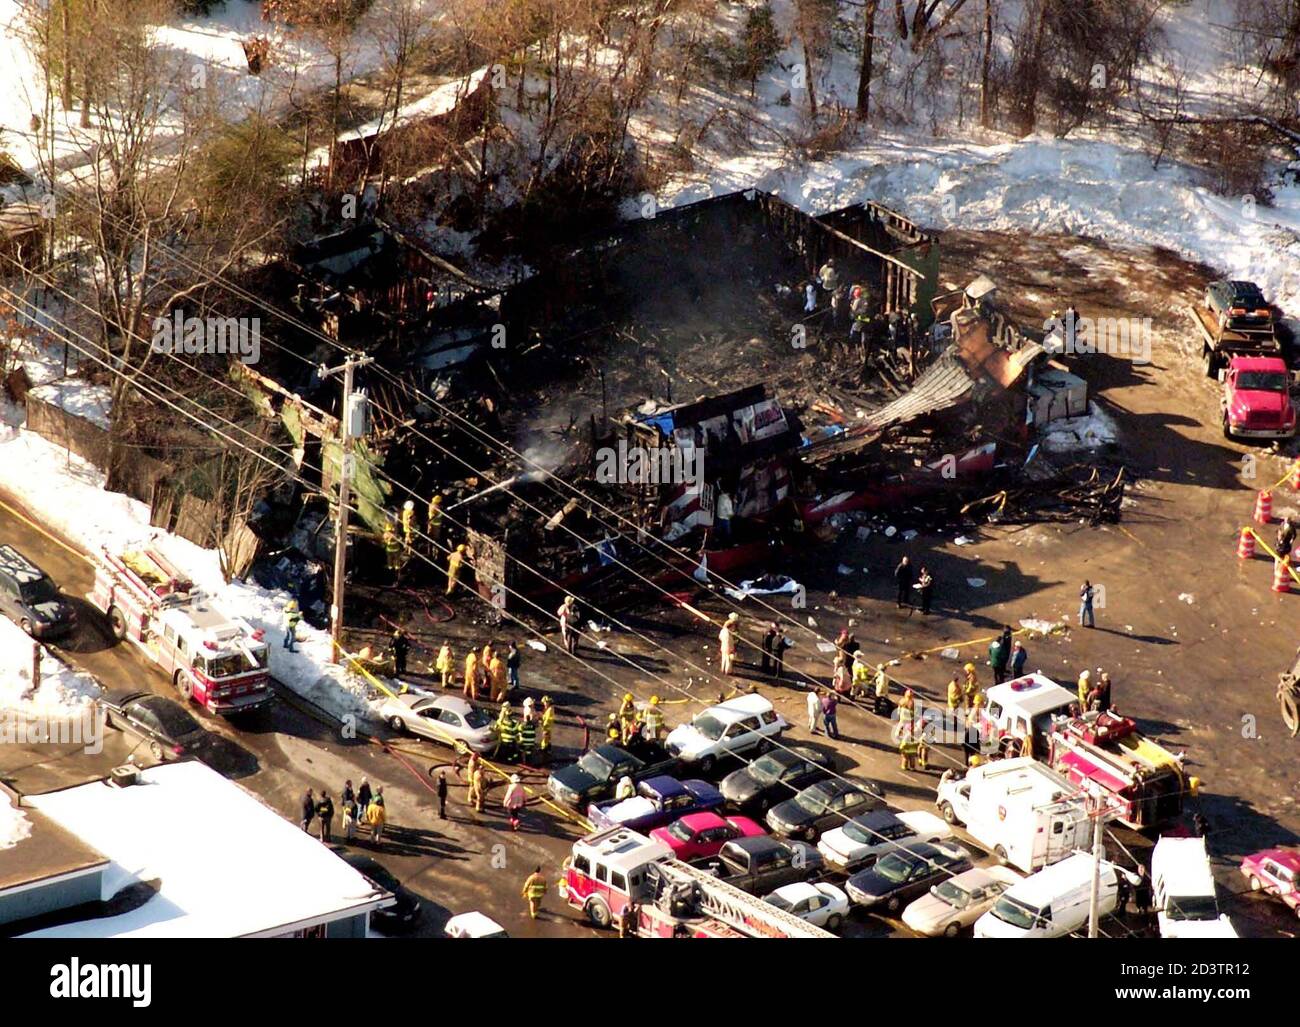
[
  {"left": 974, "top": 852, "right": 1136, "bottom": 938},
  {"left": 936, "top": 757, "right": 1092, "bottom": 873},
  {"left": 1150, "top": 836, "right": 1238, "bottom": 938}
]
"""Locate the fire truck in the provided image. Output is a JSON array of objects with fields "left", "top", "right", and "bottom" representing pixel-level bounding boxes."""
[
  {"left": 978, "top": 675, "right": 1189, "bottom": 830},
  {"left": 558, "top": 827, "right": 835, "bottom": 938},
  {"left": 89, "top": 545, "right": 272, "bottom": 716},
  {"left": 1043, "top": 711, "right": 1190, "bottom": 830}
]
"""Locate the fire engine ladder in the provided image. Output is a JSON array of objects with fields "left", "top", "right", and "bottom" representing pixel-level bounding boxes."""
[{"left": 656, "top": 859, "right": 836, "bottom": 939}]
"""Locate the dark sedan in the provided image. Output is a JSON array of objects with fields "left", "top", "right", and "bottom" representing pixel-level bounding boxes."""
[
  {"left": 845, "top": 842, "right": 972, "bottom": 914},
  {"left": 766, "top": 777, "right": 885, "bottom": 841},
  {"left": 97, "top": 689, "right": 209, "bottom": 761},
  {"left": 335, "top": 852, "right": 422, "bottom": 933},
  {"left": 720, "top": 745, "right": 833, "bottom": 814}
]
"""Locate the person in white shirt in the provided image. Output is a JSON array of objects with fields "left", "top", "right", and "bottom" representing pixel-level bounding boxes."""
[
  {"left": 715, "top": 490, "right": 734, "bottom": 542},
  {"left": 806, "top": 688, "right": 822, "bottom": 733}
]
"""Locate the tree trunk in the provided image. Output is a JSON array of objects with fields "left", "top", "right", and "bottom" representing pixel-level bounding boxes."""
[
  {"left": 856, "top": 0, "right": 880, "bottom": 120},
  {"left": 1020, "top": 0, "right": 1049, "bottom": 135},
  {"left": 980, "top": 0, "right": 993, "bottom": 128},
  {"left": 894, "top": 0, "right": 909, "bottom": 38},
  {"left": 60, "top": 0, "right": 71, "bottom": 111},
  {"left": 800, "top": 31, "right": 818, "bottom": 121}
]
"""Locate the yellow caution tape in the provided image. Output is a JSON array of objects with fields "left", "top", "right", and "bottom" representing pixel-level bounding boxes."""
[{"left": 1245, "top": 527, "right": 1300, "bottom": 585}]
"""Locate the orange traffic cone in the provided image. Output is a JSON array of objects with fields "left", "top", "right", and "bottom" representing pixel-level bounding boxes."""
[
  {"left": 1237, "top": 528, "right": 1256, "bottom": 559},
  {"left": 1254, "top": 490, "right": 1273, "bottom": 524},
  {"left": 1272, "top": 555, "right": 1291, "bottom": 594}
]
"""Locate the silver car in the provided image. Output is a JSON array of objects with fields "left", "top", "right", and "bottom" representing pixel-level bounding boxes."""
[{"left": 378, "top": 693, "right": 495, "bottom": 752}]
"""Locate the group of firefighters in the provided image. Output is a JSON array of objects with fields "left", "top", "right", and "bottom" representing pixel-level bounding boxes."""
[{"left": 602, "top": 692, "right": 667, "bottom": 748}]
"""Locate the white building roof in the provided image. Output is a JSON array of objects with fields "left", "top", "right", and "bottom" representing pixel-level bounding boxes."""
[{"left": 20, "top": 761, "right": 390, "bottom": 938}]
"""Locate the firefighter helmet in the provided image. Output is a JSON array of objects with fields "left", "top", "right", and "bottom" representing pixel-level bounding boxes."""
[{"left": 963, "top": 663, "right": 976, "bottom": 673}]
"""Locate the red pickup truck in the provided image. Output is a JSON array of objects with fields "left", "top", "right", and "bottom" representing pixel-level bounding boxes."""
[{"left": 1220, "top": 355, "right": 1296, "bottom": 439}]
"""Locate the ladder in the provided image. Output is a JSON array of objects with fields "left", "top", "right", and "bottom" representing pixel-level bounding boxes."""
[{"left": 653, "top": 859, "right": 836, "bottom": 939}]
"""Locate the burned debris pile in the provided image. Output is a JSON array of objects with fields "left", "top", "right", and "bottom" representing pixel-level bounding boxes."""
[{"left": 233, "top": 190, "right": 1124, "bottom": 621}]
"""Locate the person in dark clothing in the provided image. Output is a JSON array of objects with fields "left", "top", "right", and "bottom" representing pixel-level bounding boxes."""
[
  {"left": 437, "top": 771, "right": 448, "bottom": 819},
  {"left": 990, "top": 626, "right": 1013, "bottom": 684},
  {"left": 773, "top": 633, "right": 792, "bottom": 679},
  {"left": 894, "top": 556, "right": 914, "bottom": 609},
  {"left": 391, "top": 626, "right": 411, "bottom": 677},
  {"left": 316, "top": 791, "right": 335, "bottom": 843},
  {"left": 1134, "top": 866, "right": 1153, "bottom": 916},
  {"left": 301, "top": 788, "right": 316, "bottom": 832},
  {"left": 356, "top": 779, "right": 372, "bottom": 816},
  {"left": 1095, "top": 672, "right": 1113, "bottom": 712},
  {"left": 917, "top": 567, "right": 933, "bottom": 615},
  {"left": 761, "top": 622, "right": 779, "bottom": 675},
  {"left": 506, "top": 642, "right": 522, "bottom": 692},
  {"left": 342, "top": 779, "right": 355, "bottom": 811},
  {"left": 821, "top": 691, "right": 840, "bottom": 740}
]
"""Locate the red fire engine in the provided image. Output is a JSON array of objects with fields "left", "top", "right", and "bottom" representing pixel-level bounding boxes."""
[
  {"left": 1043, "top": 711, "right": 1191, "bottom": 830},
  {"left": 89, "top": 545, "right": 272, "bottom": 716},
  {"left": 558, "top": 827, "right": 834, "bottom": 938}
]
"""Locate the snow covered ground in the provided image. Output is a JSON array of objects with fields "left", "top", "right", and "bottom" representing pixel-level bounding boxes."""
[{"left": 0, "top": 613, "right": 101, "bottom": 715}]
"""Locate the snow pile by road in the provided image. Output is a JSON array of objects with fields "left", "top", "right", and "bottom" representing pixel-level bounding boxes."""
[
  {"left": 0, "top": 796, "right": 32, "bottom": 850},
  {"left": 0, "top": 614, "right": 101, "bottom": 715}
]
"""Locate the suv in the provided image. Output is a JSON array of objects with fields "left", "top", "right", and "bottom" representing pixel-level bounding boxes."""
[
  {"left": 0, "top": 545, "right": 77, "bottom": 639},
  {"left": 1206, "top": 280, "right": 1273, "bottom": 332},
  {"left": 665, "top": 693, "right": 788, "bottom": 775}
]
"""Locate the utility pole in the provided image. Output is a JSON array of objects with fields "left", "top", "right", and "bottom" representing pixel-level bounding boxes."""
[
  {"left": 1087, "top": 793, "right": 1105, "bottom": 938},
  {"left": 320, "top": 354, "right": 373, "bottom": 664}
]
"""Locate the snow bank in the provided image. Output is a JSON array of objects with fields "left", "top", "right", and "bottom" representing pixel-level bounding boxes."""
[
  {"left": 0, "top": 614, "right": 101, "bottom": 715},
  {"left": 0, "top": 422, "right": 376, "bottom": 726}
]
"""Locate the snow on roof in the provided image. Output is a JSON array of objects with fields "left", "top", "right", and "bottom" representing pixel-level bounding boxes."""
[
  {"left": 21, "top": 761, "right": 390, "bottom": 938},
  {"left": 1, "top": 795, "right": 32, "bottom": 850},
  {"left": 28, "top": 380, "right": 113, "bottom": 432}
]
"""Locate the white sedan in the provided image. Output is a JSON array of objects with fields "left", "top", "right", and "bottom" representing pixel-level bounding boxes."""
[
  {"left": 377, "top": 692, "right": 495, "bottom": 752},
  {"left": 817, "top": 808, "right": 953, "bottom": 872},
  {"left": 763, "top": 882, "right": 850, "bottom": 931},
  {"left": 901, "top": 865, "right": 1024, "bottom": 937}
]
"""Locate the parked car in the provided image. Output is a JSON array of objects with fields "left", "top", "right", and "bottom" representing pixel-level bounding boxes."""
[
  {"left": 845, "top": 842, "right": 972, "bottom": 914},
  {"left": 377, "top": 692, "right": 495, "bottom": 752},
  {"left": 444, "top": 911, "right": 509, "bottom": 938},
  {"left": 692, "top": 836, "right": 824, "bottom": 894},
  {"left": 1240, "top": 847, "right": 1300, "bottom": 918},
  {"left": 0, "top": 544, "right": 77, "bottom": 639},
  {"left": 547, "top": 742, "right": 680, "bottom": 807},
  {"left": 650, "top": 811, "right": 766, "bottom": 861},
  {"left": 763, "top": 882, "right": 850, "bottom": 931},
  {"left": 766, "top": 778, "right": 886, "bottom": 841},
  {"left": 817, "top": 809, "right": 953, "bottom": 873},
  {"left": 335, "top": 852, "right": 421, "bottom": 933},
  {"left": 586, "top": 776, "right": 723, "bottom": 832},
  {"left": 665, "top": 693, "right": 787, "bottom": 775},
  {"left": 901, "top": 865, "right": 1024, "bottom": 937},
  {"left": 719, "top": 745, "right": 834, "bottom": 814},
  {"left": 96, "top": 689, "right": 209, "bottom": 761},
  {"left": 1206, "top": 279, "right": 1273, "bottom": 331}
]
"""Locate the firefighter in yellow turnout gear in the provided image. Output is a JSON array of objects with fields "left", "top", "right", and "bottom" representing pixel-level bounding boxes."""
[
  {"left": 426, "top": 494, "right": 444, "bottom": 544},
  {"left": 383, "top": 521, "right": 402, "bottom": 572},
  {"left": 400, "top": 500, "right": 416, "bottom": 552},
  {"left": 522, "top": 866, "right": 547, "bottom": 919},
  {"left": 445, "top": 544, "right": 466, "bottom": 596},
  {"left": 641, "top": 696, "right": 665, "bottom": 743},
  {"left": 617, "top": 693, "right": 638, "bottom": 746}
]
